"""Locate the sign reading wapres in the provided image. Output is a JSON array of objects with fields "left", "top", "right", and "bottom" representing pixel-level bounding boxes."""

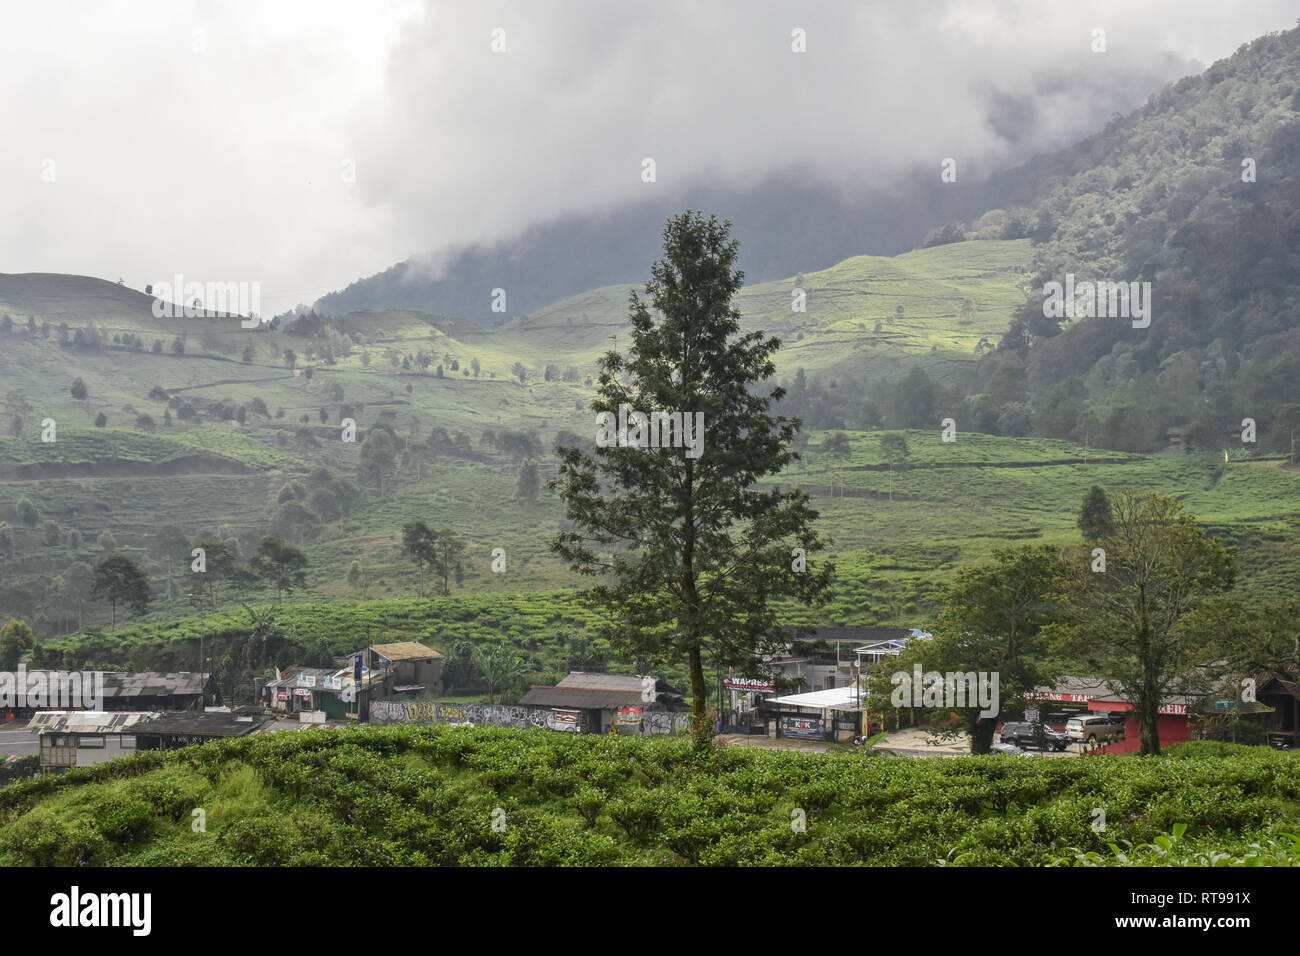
[
  {"left": 0, "top": 667, "right": 103, "bottom": 709},
  {"left": 50, "top": 887, "right": 151, "bottom": 936}
]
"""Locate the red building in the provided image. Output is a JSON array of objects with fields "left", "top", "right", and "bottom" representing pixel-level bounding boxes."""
[{"left": 1085, "top": 692, "right": 1199, "bottom": 755}]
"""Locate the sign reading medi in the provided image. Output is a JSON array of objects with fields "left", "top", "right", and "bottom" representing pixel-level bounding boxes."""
[{"left": 723, "top": 676, "right": 775, "bottom": 692}]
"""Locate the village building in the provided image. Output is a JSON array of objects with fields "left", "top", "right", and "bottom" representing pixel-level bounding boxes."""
[
  {"left": 1245, "top": 673, "right": 1300, "bottom": 747},
  {"left": 762, "top": 684, "right": 868, "bottom": 742},
  {"left": 262, "top": 666, "right": 337, "bottom": 714},
  {"left": 520, "top": 672, "right": 685, "bottom": 735},
  {"left": 262, "top": 644, "right": 442, "bottom": 722},
  {"left": 26, "top": 709, "right": 277, "bottom": 774},
  {"left": 1, "top": 671, "right": 206, "bottom": 722},
  {"left": 1081, "top": 690, "right": 1200, "bottom": 753},
  {"left": 768, "top": 626, "right": 929, "bottom": 694},
  {"left": 365, "top": 642, "right": 444, "bottom": 698}
]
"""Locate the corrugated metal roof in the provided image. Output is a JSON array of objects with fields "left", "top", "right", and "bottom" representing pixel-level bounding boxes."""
[
  {"left": 520, "top": 686, "right": 645, "bottom": 709},
  {"left": 556, "top": 672, "right": 648, "bottom": 691},
  {"left": 371, "top": 642, "right": 442, "bottom": 661},
  {"left": 26, "top": 710, "right": 270, "bottom": 737},
  {"left": 133, "top": 711, "right": 271, "bottom": 737},
  {"left": 103, "top": 672, "right": 205, "bottom": 697},
  {"left": 1259, "top": 677, "right": 1300, "bottom": 700},
  {"left": 265, "top": 667, "right": 336, "bottom": 689},
  {"left": 26, "top": 711, "right": 159, "bottom": 734},
  {"left": 16, "top": 671, "right": 205, "bottom": 698}
]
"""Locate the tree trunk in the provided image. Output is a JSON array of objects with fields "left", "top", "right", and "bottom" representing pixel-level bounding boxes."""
[
  {"left": 970, "top": 715, "right": 997, "bottom": 754},
  {"left": 1137, "top": 613, "right": 1161, "bottom": 755},
  {"left": 688, "top": 645, "right": 708, "bottom": 737},
  {"left": 1140, "top": 696, "right": 1160, "bottom": 755}
]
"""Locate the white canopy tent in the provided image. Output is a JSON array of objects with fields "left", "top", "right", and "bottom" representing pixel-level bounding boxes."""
[{"left": 766, "top": 685, "right": 865, "bottom": 712}]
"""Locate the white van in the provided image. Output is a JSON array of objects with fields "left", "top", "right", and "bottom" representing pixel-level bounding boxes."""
[{"left": 1066, "top": 714, "right": 1127, "bottom": 743}]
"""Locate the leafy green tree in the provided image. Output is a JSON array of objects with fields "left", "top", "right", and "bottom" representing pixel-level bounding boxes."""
[
  {"left": 1193, "top": 595, "right": 1300, "bottom": 684},
  {"left": 401, "top": 520, "right": 437, "bottom": 598},
  {"left": 16, "top": 496, "right": 39, "bottom": 528},
  {"left": 247, "top": 536, "right": 308, "bottom": 604},
  {"left": 551, "top": 211, "right": 833, "bottom": 737},
  {"left": 358, "top": 427, "right": 398, "bottom": 497},
  {"left": 1053, "top": 492, "right": 1236, "bottom": 755},
  {"left": 70, "top": 378, "right": 87, "bottom": 401},
  {"left": 879, "top": 545, "right": 1060, "bottom": 753},
  {"left": 152, "top": 525, "right": 191, "bottom": 598},
  {"left": 192, "top": 539, "right": 237, "bottom": 607},
  {"left": 90, "top": 554, "right": 151, "bottom": 629},
  {"left": 1077, "top": 485, "right": 1114, "bottom": 542},
  {"left": 346, "top": 560, "right": 365, "bottom": 597},
  {"left": 880, "top": 433, "right": 909, "bottom": 499},
  {"left": 515, "top": 460, "right": 540, "bottom": 502},
  {"left": 892, "top": 366, "right": 936, "bottom": 428},
  {"left": 240, "top": 603, "right": 289, "bottom": 679},
  {"left": 309, "top": 487, "right": 341, "bottom": 524},
  {"left": 472, "top": 645, "right": 527, "bottom": 704},
  {"left": 270, "top": 500, "right": 318, "bottom": 543},
  {"left": 823, "top": 433, "right": 851, "bottom": 457},
  {"left": 430, "top": 530, "right": 468, "bottom": 597},
  {"left": 0, "top": 619, "right": 35, "bottom": 669}
]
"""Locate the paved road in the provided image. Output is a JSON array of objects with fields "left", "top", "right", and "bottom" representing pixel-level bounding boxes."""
[{"left": 718, "top": 727, "right": 1084, "bottom": 758}]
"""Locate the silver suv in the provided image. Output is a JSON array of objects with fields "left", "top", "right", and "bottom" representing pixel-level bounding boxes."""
[{"left": 1066, "top": 714, "right": 1126, "bottom": 743}]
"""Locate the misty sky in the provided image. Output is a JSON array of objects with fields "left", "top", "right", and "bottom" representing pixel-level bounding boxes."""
[{"left": 3, "top": 0, "right": 1299, "bottom": 314}]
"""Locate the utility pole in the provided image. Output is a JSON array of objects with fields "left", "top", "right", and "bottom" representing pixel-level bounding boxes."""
[{"left": 190, "top": 588, "right": 206, "bottom": 707}]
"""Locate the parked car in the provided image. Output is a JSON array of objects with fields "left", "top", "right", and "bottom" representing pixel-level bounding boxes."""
[
  {"left": 1044, "top": 712, "right": 1077, "bottom": 733},
  {"left": 989, "top": 741, "right": 1030, "bottom": 756},
  {"left": 1000, "top": 721, "right": 1070, "bottom": 751},
  {"left": 1066, "top": 714, "right": 1127, "bottom": 743}
]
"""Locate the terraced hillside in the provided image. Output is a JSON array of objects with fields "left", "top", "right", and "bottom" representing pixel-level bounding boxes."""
[
  {"left": 499, "top": 239, "right": 1032, "bottom": 379},
  {"left": 3, "top": 234, "right": 1298, "bottom": 648}
]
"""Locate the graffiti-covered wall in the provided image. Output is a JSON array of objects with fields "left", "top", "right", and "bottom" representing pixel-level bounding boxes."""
[
  {"left": 369, "top": 700, "right": 584, "bottom": 732},
  {"left": 642, "top": 711, "right": 694, "bottom": 736},
  {"left": 368, "top": 699, "right": 692, "bottom": 736}
]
